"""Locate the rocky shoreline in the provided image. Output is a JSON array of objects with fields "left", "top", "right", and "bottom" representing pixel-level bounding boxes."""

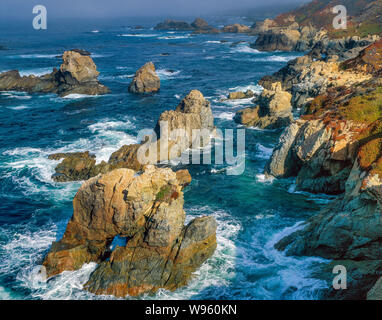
[
  {"left": 252, "top": 34, "right": 382, "bottom": 299},
  {"left": 5, "top": 1, "right": 382, "bottom": 300}
]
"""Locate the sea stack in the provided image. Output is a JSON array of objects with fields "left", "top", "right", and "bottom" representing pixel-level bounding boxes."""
[
  {"left": 43, "top": 166, "right": 217, "bottom": 297},
  {"left": 0, "top": 49, "right": 109, "bottom": 97},
  {"left": 128, "top": 62, "right": 160, "bottom": 94}
]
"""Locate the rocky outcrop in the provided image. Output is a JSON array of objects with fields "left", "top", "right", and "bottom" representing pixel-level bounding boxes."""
[
  {"left": 154, "top": 18, "right": 219, "bottom": 34},
  {"left": 128, "top": 62, "right": 160, "bottom": 94},
  {"left": 191, "top": 18, "right": 220, "bottom": 34},
  {"left": 0, "top": 50, "right": 109, "bottom": 97},
  {"left": 226, "top": 90, "right": 254, "bottom": 100},
  {"left": 154, "top": 19, "right": 194, "bottom": 31},
  {"left": 259, "top": 40, "right": 377, "bottom": 110},
  {"left": 234, "top": 82, "right": 292, "bottom": 129},
  {"left": 261, "top": 37, "right": 382, "bottom": 298},
  {"left": 43, "top": 166, "right": 217, "bottom": 297},
  {"left": 221, "top": 24, "right": 250, "bottom": 34},
  {"left": 50, "top": 90, "right": 215, "bottom": 182}
]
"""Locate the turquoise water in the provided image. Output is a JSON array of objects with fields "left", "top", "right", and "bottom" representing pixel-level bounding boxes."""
[{"left": 0, "top": 18, "right": 331, "bottom": 300}]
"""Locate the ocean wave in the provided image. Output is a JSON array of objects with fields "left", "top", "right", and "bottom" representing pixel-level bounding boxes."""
[
  {"left": 255, "top": 143, "right": 273, "bottom": 159},
  {"left": 256, "top": 174, "right": 274, "bottom": 184},
  {"left": 61, "top": 94, "right": 101, "bottom": 100},
  {"left": 6, "top": 105, "right": 29, "bottom": 110},
  {"left": 9, "top": 54, "right": 58, "bottom": 59},
  {"left": 213, "top": 111, "right": 235, "bottom": 121},
  {"left": 229, "top": 83, "right": 262, "bottom": 94},
  {"left": 157, "top": 35, "right": 190, "bottom": 40},
  {"left": 156, "top": 69, "right": 181, "bottom": 80},
  {"left": 117, "top": 33, "right": 158, "bottom": 37},
  {"left": 257, "top": 55, "right": 301, "bottom": 62},
  {"left": 230, "top": 44, "right": 260, "bottom": 54},
  {"left": 19, "top": 68, "right": 52, "bottom": 77}
]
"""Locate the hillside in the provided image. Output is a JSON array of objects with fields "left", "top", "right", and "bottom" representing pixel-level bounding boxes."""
[{"left": 273, "top": 0, "right": 382, "bottom": 38}]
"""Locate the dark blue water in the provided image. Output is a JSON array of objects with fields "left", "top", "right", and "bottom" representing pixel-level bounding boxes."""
[{"left": 0, "top": 18, "right": 331, "bottom": 300}]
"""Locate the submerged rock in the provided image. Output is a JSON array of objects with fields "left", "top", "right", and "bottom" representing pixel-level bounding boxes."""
[
  {"left": 0, "top": 50, "right": 109, "bottom": 97},
  {"left": 234, "top": 82, "right": 292, "bottom": 129},
  {"left": 43, "top": 166, "right": 217, "bottom": 297},
  {"left": 128, "top": 62, "right": 160, "bottom": 94}
]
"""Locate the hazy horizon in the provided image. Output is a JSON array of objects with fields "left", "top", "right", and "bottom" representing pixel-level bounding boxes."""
[{"left": 0, "top": 0, "right": 309, "bottom": 22}]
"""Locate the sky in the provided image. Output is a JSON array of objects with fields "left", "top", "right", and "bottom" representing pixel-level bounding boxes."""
[{"left": 0, "top": 0, "right": 310, "bottom": 21}]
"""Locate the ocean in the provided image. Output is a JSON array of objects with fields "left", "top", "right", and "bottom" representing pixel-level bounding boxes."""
[{"left": 0, "top": 17, "right": 332, "bottom": 300}]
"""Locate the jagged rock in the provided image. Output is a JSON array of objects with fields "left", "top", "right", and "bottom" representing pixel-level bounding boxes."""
[
  {"left": 0, "top": 50, "right": 109, "bottom": 97},
  {"left": 50, "top": 90, "right": 215, "bottom": 182},
  {"left": 275, "top": 160, "right": 382, "bottom": 260},
  {"left": 227, "top": 90, "right": 254, "bottom": 100},
  {"left": 265, "top": 118, "right": 363, "bottom": 194},
  {"left": 221, "top": 24, "right": 250, "bottom": 33},
  {"left": 253, "top": 29, "right": 303, "bottom": 52},
  {"left": 234, "top": 82, "right": 292, "bottom": 129},
  {"left": 128, "top": 62, "right": 160, "bottom": 94},
  {"left": 154, "top": 19, "right": 193, "bottom": 31},
  {"left": 60, "top": 51, "right": 99, "bottom": 83},
  {"left": 259, "top": 43, "right": 373, "bottom": 109},
  {"left": 43, "top": 166, "right": 217, "bottom": 297}
]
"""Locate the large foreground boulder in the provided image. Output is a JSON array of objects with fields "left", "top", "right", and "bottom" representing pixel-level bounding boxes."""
[
  {"left": 43, "top": 166, "right": 217, "bottom": 297},
  {"left": 128, "top": 62, "right": 160, "bottom": 94},
  {"left": 0, "top": 50, "right": 109, "bottom": 97}
]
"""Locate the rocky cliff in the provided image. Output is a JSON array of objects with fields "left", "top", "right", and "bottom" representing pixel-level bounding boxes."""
[
  {"left": 43, "top": 165, "right": 217, "bottom": 297},
  {"left": 0, "top": 50, "right": 109, "bottom": 97},
  {"left": 250, "top": 0, "right": 382, "bottom": 52},
  {"left": 262, "top": 40, "right": 382, "bottom": 299},
  {"left": 154, "top": 18, "right": 219, "bottom": 34}
]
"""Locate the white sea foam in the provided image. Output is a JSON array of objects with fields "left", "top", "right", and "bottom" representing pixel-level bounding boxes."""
[
  {"left": 10, "top": 54, "right": 58, "bottom": 59},
  {"left": 230, "top": 44, "right": 260, "bottom": 54},
  {"left": 256, "top": 174, "right": 274, "bottom": 184},
  {"left": 19, "top": 68, "right": 52, "bottom": 77},
  {"left": 257, "top": 55, "right": 301, "bottom": 62},
  {"left": 213, "top": 111, "right": 235, "bottom": 121},
  {"left": 158, "top": 35, "right": 190, "bottom": 40},
  {"left": 229, "top": 83, "right": 262, "bottom": 94},
  {"left": 62, "top": 94, "right": 100, "bottom": 99},
  {"left": 7, "top": 105, "right": 29, "bottom": 110},
  {"left": 118, "top": 33, "right": 158, "bottom": 37},
  {"left": 256, "top": 143, "right": 273, "bottom": 159},
  {"left": 156, "top": 69, "right": 181, "bottom": 80},
  {"left": 91, "top": 30, "right": 99, "bottom": 33}
]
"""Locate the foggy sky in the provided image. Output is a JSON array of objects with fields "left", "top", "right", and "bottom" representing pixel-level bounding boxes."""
[{"left": 0, "top": 0, "right": 309, "bottom": 20}]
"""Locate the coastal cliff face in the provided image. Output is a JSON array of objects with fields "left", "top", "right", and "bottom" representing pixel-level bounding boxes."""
[
  {"left": 43, "top": 166, "right": 217, "bottom": 297},
  {"left": 0, "top": 50, "right": 109, "bottom": 97},
  {"left": 49, "top": 90, "right": 215, "bottom": 182},
  {"left": 263, "top": 39, "right": 382, "bottom": 298},
  {"left": 251, "top": 0, "right": 382, "bottom": 52}
]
